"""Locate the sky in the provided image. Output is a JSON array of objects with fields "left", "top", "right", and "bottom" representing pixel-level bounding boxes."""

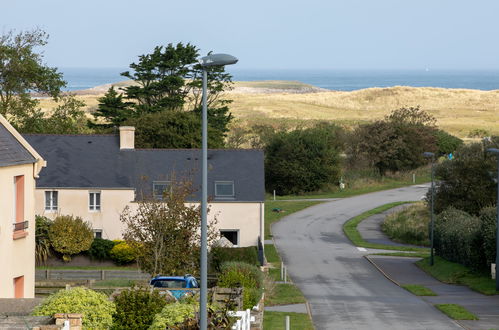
[{"left": 2, "top": 0, "right": 499, "bottom": 70}]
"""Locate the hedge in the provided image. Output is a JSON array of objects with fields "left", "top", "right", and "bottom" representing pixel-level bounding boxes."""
[{"left": 210, "top": 246, "right": 259, "bottom": 272}]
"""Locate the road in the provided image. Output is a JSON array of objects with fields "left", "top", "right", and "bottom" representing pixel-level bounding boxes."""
[{"left": 272, "top": 185, "right": 462, "bottom": 330}]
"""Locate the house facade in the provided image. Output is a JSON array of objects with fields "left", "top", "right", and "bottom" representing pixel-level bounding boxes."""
[
  {"left": 0, "top": 115, "right": 45, "bottom": 298},
  {"left": 24, "top": 127, "right": 265, "bottom": 247}
]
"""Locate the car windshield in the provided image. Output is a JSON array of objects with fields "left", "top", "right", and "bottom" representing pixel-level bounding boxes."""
[{"left": 153, "top": 279, "right": 187, "bottom": 288}]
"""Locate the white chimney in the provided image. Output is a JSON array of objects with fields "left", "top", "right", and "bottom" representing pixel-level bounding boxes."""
[{"left": 119, "top": 126, "right": 135, "bottom": 149}]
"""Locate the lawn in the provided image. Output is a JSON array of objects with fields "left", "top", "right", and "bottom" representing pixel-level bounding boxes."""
[
  {"left": 265, "top": 200, "right": 322, "bottom": 239},
  {"left": 263, "top": 311, "right": 314, "bottom": 330},
  {"left": 416, "top": 256, "right": 498, "bottom": 295},
  {"left": 435, "top": 304, "right": 478, "bottom": 320},
  {"left": 265, "top": 283, "right": 307, "bottom": 306}
]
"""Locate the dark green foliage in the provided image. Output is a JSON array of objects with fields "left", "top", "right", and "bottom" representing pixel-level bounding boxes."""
[
  {"left": 210, "top": 247, "right": 259, "bottom": 272},
  {"left": 434, "top": 208, "right": 485, "bottom": 270},
  {"left": 124, "top": 110, "right": 224, "bottom": 148},
  {"left": 480, "top": 207, "right": 497, "bottom": 267},
  {"left": 265, "top": 123, "right": 343, "bottom": 194},
  {"left": 35, "top": 216, "right": 52, "bottom": 265},
  {"left": 89, "top": 87, "right": 134, "bottom": 129},
  {"left": 434, "top": 129, "right": 463, "bottom": 155},
  {"left": 217, "top": 262, "right": 263, "bottom": 309},
  {"left": 87, "top": 238, "right": 116, "bottom": 261},
  {"left": 112, "top": 287, "right": 168, "bottom": 330},
  {"left": 433, "top": 137, "right": 498, "bottom": 215},
  {"left": 349, "top": 107, "right": 437, "bottom": 175}
]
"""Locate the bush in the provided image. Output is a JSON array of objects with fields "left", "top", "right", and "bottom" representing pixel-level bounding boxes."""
[
  {"left": 87, "top": 238, "right": 116, "bottom": 261},
  {"left": 35, "top": 215, "right": 52, "bottom": 265},
  {"left": 48, "top": 215, "right": 94, "bottom": 262},
  {"left": 434, "top": 208, "right": 485, "bottom": 270},
  {"left": 110, "top": 240, "right": 136, "bottom": 265},
  {"left": 382, "top": 203, "right": 430, "bottom": 246},
  {"left": 210, "top": 247, "right": 259, "bottom": 273},
  {"left": 32, "top": 287, "right": 115, "bottom": 329},
  {"left": 149, "top": 302, "right": 197, "bottom": 330},
  {"left": 434, "top": 129, "right": 463, "bottom": 155},
  {"left": 112, "top": 287, "right": 168, "bottom": 330},
  {"left": 265, "top": 122, "right": 343, "bottom": 194},
  {"left": 217, "top": 262, "right": 263, "bottom": 309},
  {"left": 480, "top": 207, "right": 497, "bottom": 267}
]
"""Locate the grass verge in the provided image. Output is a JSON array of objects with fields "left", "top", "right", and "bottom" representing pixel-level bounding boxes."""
[
  {"left": 342, "top": 202, "right": 429, "bottom": 252},
  {"left": 435, "top": 304, "right": 479, "bottom": 320},
  {"left": 401, "top": 284, "right": 437, "bottom": 296},
  {"left": 263, "top": 311, "right": 314, "bottom": 330},
  {"left": 265, "top": 200, "right": 322, "bottom": 239},
  {"left": 265, "top": 283, "right": 307, "bottom": 306},
  {"left": 371, "top": 252, "right": 430, "bottom": 258},
  {"left": 416, "top": 256, "right": 498, "bottom": 295}
]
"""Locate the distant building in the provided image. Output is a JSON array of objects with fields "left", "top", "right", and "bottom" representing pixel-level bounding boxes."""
[
  {"left": 24, "top": 127, "right": 265, "bottom": 247},
  {"left": 0, "top": 115, "right": 45, "bottom": 298}
]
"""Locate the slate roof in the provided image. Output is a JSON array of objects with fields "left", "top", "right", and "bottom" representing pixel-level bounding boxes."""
[
  {"left": 23, "top": 134, "right": 265, "bottom": 202},
  {"left": 0, "top": 124, "right": 36, "bottom": 167}
]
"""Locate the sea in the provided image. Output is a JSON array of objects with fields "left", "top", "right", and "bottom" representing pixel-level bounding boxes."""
[{"left": 60, "top": 67, "right": 499, "bottom": 92}]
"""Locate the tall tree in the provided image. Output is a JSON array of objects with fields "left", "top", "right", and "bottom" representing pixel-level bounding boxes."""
[
  {"left": 0, "top": 29, "right": 65, "bottom": 123},
  {"left": 89, "top": 86, "right": 134, "bottom": 129}
]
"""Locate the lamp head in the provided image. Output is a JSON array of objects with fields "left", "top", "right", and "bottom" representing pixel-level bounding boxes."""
[{"left": 199, "top": 53, "right": 238, "bottom": 67}]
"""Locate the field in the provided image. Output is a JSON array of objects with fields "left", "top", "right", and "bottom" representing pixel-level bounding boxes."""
[{"left": 39, "top": 80, "right": 499, "bottom": 138}]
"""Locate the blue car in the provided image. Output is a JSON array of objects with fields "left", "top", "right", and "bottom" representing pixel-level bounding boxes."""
[{"left": 150, "top": 275, "right": 199, "bottom": 300}]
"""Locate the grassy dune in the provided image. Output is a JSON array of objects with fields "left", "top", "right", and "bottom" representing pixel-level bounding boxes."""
[{"left": 39, "top": 81, "right": 499, "bottom": 137}]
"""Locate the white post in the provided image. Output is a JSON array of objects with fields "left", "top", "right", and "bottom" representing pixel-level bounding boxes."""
[
  {"left": 284, "top": 266, "right": 287, "bottom": 283},
  {"left": 281, "top": 262, "right": 284, "bottom": 281},
  {"left": 285, "top": 315, "right": 290, "bottom": 330},
  {"left": 273, "top": 190, "right": 276, "bottom": 201},
  {"left": 412, "top": 173, "right": 416, "bottom": 184}
]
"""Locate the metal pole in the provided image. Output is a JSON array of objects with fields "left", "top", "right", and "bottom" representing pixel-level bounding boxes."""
[
  {"left": 200, "top": 69, "right": 208, "bottom": 329},
  {"left": 495, "top": 156, "right": 499, "bottom": 291},
  {"left": 430, "top": 156, "right": 435, "bottom": 266}
]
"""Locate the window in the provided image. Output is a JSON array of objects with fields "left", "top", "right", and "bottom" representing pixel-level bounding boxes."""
[
  {"left": 215, "top": 181, "right": 234, "bottom": 198},
  {"left": 45, "top": 191, "right": 58, "bottom": 211},
  {"left": 220, "top": 230, "right": 239, "bottom": 246},
  {"left": 153, "top": 181, "right": 171, "bottom": 200},
  {"left": 93, "top": 229, "right": 102, "bottom": 239},
  {"left": 89, "top": 192, "right": 101, "bottom": 211}
]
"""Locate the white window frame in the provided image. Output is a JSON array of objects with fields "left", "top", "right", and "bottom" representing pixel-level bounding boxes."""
[
  {"left": 220, "top": 229, "right": 239, "bottom": 247},
  {"left": 89, "top": 191, "right": 101, "bottom": 212},
  {"left": 215, "top": 181, "right": 235, "bottom": 199},
  {"left": 153, "top": 181, "right": 171, "bottom": 200},
  {"left": 93, "top": 229, "right": 103, "bottom": 239},
  {"left": 44, "top": 191, "right": 58, "bottom": 212}
]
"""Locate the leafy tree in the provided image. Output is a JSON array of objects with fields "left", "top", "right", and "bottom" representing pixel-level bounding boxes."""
[
  {"left": 432, "top": 137, "right": 499, "bottom": 215},
  {"left": 125, "top": 110, "right": 224, "bottom": 148},
  {"left": 0, "top": 28, "right": 65, "bottom": 122},
  {"left": 48, "top": 215, "right": 94, "bottom": 262},
  {"left": 89, "top": 86, "right": 134, "bottom": 129},
  {"left": 265, "top": 123, "right": 343, "bottom": 194},
  {"left": 434, "top": 129, "right": 463, "bottom": 155},
  {"left": 120, "top": 178, "right": 218, "bottom": 276}
]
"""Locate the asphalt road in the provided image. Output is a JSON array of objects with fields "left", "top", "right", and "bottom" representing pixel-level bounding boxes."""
[{"left": 272, "top": 185, "right": 463, "bottom": 330}]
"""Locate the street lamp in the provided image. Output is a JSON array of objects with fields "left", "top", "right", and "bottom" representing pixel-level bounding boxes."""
[
  {"left": 423, "top": 152, "right": 435, "bottom": 266},
  {"left": 486, "top": 148, "right": 499, "bottom": 291},
  {"left": 199, "top": 53, "right": 238, "bottom": 330}
]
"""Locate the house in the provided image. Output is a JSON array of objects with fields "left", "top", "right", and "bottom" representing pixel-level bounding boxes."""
[
  {"left": 24, "top": 127, "right": 265, "bottom": 247},
  {"left": 0, "top": 115, "right": 45, "bottom": 298}
]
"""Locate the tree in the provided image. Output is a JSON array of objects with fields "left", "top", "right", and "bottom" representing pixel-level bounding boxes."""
[
  {"left": 89, "top": 86, "right": 133, "bottom": 129},
  {"left": 434, "top": 129, "right": 463, "bottom": 155},
  {"left": 0, "top": 28, "right": 65, "bottom": 122},
  {"left": 48, "top": 215, "right": 94, "bottom": 262},
  {"left": 120, "top": 178, "right": 218, "bottom": 276},
  {"left": 265, "top": 123, "right": 343, "bottom": 195}
]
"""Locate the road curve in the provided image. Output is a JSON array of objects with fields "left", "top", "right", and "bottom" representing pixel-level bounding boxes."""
[{"left": 272, "top": 185, "right": 462, "bottom": 330}]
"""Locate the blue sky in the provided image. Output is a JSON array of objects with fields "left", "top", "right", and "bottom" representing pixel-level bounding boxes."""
[{"left": 2, "top": 0, "right": 499, "bottom": 70}]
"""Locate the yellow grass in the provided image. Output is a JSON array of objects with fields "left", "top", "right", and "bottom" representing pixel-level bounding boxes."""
[{"left": 38, "top": 82, "right": 499, "bottom": 138}]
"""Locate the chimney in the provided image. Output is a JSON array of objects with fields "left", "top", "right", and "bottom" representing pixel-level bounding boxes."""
[{"left": 119, "top": 126, "right": 135, "bottom": 149}]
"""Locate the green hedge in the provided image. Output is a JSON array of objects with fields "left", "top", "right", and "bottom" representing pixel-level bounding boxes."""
[
  {"left": 210, "top": 246, "right": 259, "bottom": 272},
  {"left": 480, "top": 207, "right": 497, "bottom": 267},
  {"left": 87, "top": 238, "right": 116, "bottom": 261},
  {"left": 217, "top": 261, "right": 263, "bottom": 309}
]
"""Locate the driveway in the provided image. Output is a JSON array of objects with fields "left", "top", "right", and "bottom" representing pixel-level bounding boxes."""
[{"left": 272, "top": 185, "right": 462, "bottom": 330}]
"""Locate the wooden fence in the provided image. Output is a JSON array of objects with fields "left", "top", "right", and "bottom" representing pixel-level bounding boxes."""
[{"left": 35, "top": 269, "right": 150, "bottom": 281}]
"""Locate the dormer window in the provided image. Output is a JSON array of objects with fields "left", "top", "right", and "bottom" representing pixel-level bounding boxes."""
[
  {"left": 153, "top": 181, "right": 171, "bottom": 200},
  {"left": 215, "top": 181, "right": 234, "bottom": 199}
]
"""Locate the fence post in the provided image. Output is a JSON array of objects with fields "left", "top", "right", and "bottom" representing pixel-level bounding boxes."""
[
  {"left": 101, "top": 270, "right": 105, "bottom": 280},
  {"left": 285, "top": 315, "right": 290, "bottom": 330},
  {"left": 281, "top": 262, "right": 284, "bottom": 281},
  {"left": 284, "top": 266, "right": 287, "bottom": 283},
  {"left": 413, "top": 173, "right": 416, "bottom": 184},
  {"left": 46, "top": 269, "right": 49, "bottom": 280}
]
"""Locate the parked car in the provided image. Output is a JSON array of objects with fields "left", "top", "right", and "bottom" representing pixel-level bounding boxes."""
[{"left": 150, "top": 274, "right": 199, "bottom": 300}]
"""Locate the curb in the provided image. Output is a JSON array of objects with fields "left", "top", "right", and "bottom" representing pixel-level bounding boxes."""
[{"left": 364, "top": 255, "right": 401, "bottom": 287}]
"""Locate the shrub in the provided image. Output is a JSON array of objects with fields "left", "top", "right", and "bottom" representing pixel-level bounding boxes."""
[
  {"left": 434, "top": 208, "right": 485, "bottom": 270},
  {"left": 217, "top": 262, "right": 263, "bottom": 309},
  {"left": 210, "top": 247, "right": 259, "bottom": 273},
  {"left": 434, "top": 129, "right": 463, "bottom": 156},
  {"left": 110, "top": 241, "right": 137, "bottom": 265},
  {"left": 48, "top": 215, "right": 94, "bottom": 262},
  {"left": 87, "top": 238, "right": 116, "bottom": 261},
  {"left": 35, "top": 215, "right": 52, "bottom": 265},
  {"left": 382, "top": 203, "right": 430, "bottom": 246},
  {"left": 112, "top": 287, "right": 167, "bottom": 330},
  {"left": 480, "top": 207, "right": 497, "bottom": 267},
  {"left": 149, "top": 302, "right": 197, "bottom": 329},
  {"left": 32, "top": 287, "right": 115, "bottom": 329}
]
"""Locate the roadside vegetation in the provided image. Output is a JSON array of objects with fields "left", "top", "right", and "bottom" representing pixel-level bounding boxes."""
[
  {"left": 434, "top": 304, "right": 479, "bottom": 320},
  {"left": 401, "top": 284, "right": 437, "bottom": 296},
  {"left": 382, "top": 202, "right": 430, "bottom": 247},
  {"left": 263, "top": 311, "right": 315, "bottom": 330}
]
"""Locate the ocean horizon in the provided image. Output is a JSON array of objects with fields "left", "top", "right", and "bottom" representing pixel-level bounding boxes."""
[{"left": 59, "top": 67, "right": 499, "bottom": 92}]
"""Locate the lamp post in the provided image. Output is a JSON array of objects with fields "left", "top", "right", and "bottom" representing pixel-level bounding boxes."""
[
  {"left": 486, "top": 148, "right": 499, "bottom": 291},
  {"left": 198, "top": 53, "right": 238, "bottom": 330},
  {"left": 423, "top": 152, "right": 435, "bottom": 266}
]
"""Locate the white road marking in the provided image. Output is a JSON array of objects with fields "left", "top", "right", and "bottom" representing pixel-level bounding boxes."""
[{"left": 357, "top": 247, "right": 367, "bottom": 252}]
